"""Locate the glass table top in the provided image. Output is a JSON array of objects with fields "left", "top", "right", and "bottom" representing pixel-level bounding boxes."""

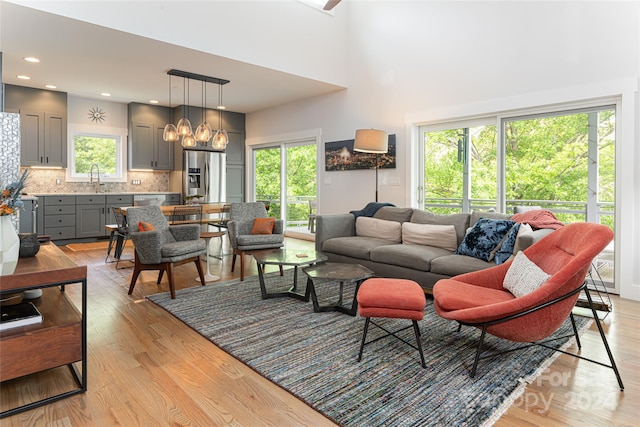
[
  {"left": 253, "top": 249, "right": 328, "bottom": 266},
  {"left": 303, "top": 262, "right": 374, "bottom": 281}
]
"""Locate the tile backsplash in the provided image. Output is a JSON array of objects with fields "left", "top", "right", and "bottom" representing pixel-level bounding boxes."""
[{"left": 24, "top": 168, "right": 171, "bottom": 194}]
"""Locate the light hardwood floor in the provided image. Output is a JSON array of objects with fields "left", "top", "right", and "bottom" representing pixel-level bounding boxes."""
[{"left": 1, "top": 236, "right": 638, "bottom": 426}]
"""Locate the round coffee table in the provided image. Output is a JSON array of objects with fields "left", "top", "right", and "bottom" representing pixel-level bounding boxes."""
[
  {"left": 302, "top": 262, "right": 374, "bottom": 316},
  {"left": 253, "top": 249, "right": 327, "bottom": 300}
]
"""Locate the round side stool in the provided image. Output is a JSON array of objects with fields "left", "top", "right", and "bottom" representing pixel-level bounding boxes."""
[{"left": 356, "top": 278, "right": 427, "bottom": 368}]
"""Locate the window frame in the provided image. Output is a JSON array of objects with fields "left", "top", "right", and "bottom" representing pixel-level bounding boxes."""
[{"left": 66, "top": 124, "right": 128, "bottom": 183}]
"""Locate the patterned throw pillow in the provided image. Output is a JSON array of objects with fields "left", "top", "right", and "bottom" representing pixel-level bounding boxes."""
[
  {"left": 138, "top": 221, "right": 155, "bottom": 232},
  {"left": 251, "top": 217, "right": 276, "bottom": 235},
  {"left": 494, "top": 223, "right": 521, "bottom": 264},
  {"left": 455, "top": 218, "right": 516, "bottom": 261},
  {"left": 503, "top": 251, "right": 551, "bottom": 297}
]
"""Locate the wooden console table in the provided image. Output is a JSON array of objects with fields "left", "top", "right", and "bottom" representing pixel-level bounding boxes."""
[{"left": 0, "top": 243, "right": 87, "bottom": 418}]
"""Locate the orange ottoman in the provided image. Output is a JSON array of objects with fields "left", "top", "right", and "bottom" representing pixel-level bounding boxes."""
[{"left": 356, "top": 278, "right": 427, "bottom": 368}]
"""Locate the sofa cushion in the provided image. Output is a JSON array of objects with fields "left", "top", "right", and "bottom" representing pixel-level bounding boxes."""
[
  {"left": 373, "top": 207, "right": 414, "bottom": 223},
  {"left": 410, "top": 210, "right": 470, "bottom": 245},
  {"left": 356, "top": 216, "right": 402, "bottom": 242},
  {"left": 401, "top": 222, "right": 458, "bottom": 251},
  {"left": 370, "top": 244, "right": 452, "bottom": 271},
  {"left": 322, "top": 236, "right": 395, "bottom": 260},
  {"left": 456, "top": 218, "right": 516, "bottom": 261},
  {"left": 430, "top": 254, "right": 496, "bottom": 276},
  {"left": 250, "top": 217, "right": 275, "bottom": 235}
]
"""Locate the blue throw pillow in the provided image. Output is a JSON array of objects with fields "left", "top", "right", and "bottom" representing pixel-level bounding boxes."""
[
  {"left": 456, "top": 218, "right": 516, "bottom": 262},
  {"left": 494, "top": 223, "right": 521, "bottom": 265}
]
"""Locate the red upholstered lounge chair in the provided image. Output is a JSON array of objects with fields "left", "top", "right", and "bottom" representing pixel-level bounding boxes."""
[{"left": 433, "top": 222, "right": 623, "bottom": 390}]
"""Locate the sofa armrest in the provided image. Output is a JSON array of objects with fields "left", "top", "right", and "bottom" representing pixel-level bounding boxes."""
[
  {"left": 129, "top": 230, "right": 162, "bottom": 264},
  {"left": 169, "top": 224, "right": 201, "bottom": 241},
  {"left": 518, "top": 228, "right": 555, "bottom": 250},
  {"left": 315, "top": 214, "right": 356, "bottom": 252}
]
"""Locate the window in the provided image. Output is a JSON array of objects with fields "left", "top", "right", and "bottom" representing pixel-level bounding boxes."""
[
  {"left": 416, "top": 103, "right": 616, "bottom": 288},
  {"left": 66, "top": 125, "right": 127, "bottom": 182}
]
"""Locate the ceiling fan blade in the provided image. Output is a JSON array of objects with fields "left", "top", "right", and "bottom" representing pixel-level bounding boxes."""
[{"left": 323, "top": 0, "right": 341, "bottom": 11}]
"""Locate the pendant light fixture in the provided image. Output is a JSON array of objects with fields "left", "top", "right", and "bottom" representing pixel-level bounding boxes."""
[
  {"left": 163, "top": 69, "right": 230, "bottom": 149},
  {"left": 162, "top": 74, "right": 179, "bottom": 142},
  {"left": 176, "top": 78, "right": 192, "bottom": 138},
  {"left": 194, "top": 81, "right": 212, "bottom": 143},
  {"left": 212, "top": 83, "right": 229, "bottom": 149}
]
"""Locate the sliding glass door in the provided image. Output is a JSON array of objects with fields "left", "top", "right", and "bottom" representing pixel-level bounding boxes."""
[{"left": 252, "top": 139, "right": 317, "bottom": 234}]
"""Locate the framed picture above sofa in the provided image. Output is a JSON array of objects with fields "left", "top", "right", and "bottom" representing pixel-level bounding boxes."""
[{"left": 325, "top": 134, "right": 396, "bottom": 171}]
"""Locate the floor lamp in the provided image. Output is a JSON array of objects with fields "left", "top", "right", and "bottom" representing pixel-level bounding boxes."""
[{"left": 354, "top": 129, "right": 388, "bottom": 202}]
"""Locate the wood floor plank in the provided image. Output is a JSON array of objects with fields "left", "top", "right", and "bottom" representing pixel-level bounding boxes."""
[{"left": 1, "top": 237, "right": 637, "bottom": 426}]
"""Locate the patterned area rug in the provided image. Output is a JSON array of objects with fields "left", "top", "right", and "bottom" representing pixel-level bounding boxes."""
[{"left": 148, "top": 270, "right": 590, "bottom": 427}]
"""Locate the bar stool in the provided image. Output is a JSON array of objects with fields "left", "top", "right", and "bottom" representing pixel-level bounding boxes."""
[{"left": 356, "top": 278, "right": 427, "bottom": 368}]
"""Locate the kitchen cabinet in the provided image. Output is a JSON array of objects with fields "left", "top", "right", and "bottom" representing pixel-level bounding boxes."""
[
  {"left": 41, "top": 196, "right": 76, "bottom": 240},
  {"left": 128, "top": 103, "right": 173, "bottom": 170},
  {"left": 226, "top": 130, "right": 245, "bottom": 202},
  {"left": 75, "top": 195, "right": 106, "bottom": 238},
  {"left": 0, "top": 243, "right": 87, "bottom": 418},
  {"left": 19, "top": 109, "right": 67, "bottom": 168}
]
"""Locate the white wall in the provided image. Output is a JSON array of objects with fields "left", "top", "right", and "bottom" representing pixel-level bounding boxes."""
[
  {"left": 246, "top": 1, "right": 640, "bottom": 300},
  {"left": 10, "top": 0, "right": 349, "bottom": 86}
]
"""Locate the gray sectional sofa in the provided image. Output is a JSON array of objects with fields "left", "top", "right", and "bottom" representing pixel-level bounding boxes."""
[{"left": 315, "top": 207, "right": 553, "bottom": 293}]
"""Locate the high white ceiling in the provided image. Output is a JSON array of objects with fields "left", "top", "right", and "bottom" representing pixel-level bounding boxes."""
[{"left": 0, "top": 2, "right": 345, "bottom": 113}]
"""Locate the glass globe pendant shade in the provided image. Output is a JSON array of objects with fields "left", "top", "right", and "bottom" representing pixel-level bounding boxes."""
[
  {"left": 194, "top": 122, "right": 211, "bottom": 143},
  {"left": 212, "top": 129, "right": 229, "bottom": 149},
  {"left": 163, "top": 123, "right": 179, "bottom": 142},
  {"left": 176, "top": 117, "right": 192, "bottom": 136},
  {"left": 181, "top": 132, "right": 197, "bottom": 148}
]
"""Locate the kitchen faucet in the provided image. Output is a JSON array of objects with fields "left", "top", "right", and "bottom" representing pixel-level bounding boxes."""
[{"left": 90, "top": 163, "right": 101, "bottom": 193}]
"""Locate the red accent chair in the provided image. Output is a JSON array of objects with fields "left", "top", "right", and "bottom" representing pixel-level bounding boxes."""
[{"left": 432, "top": 222, "right": 623, "bottom": 390}]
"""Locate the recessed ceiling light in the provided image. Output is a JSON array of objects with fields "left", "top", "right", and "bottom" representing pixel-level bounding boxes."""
[
  {"left": 45, "top": 84, "right": 57, "bottom": 89},
  {"left": 24, "top": 57, "right": 40, "bottom": 63},
  {"left": 149, "top": 100, "right": 159, "bottom": 104},
  {"left": 17, "top": 75, "right": 30, "bottom": 80},
  {"left": 101, "top": 93, "right": 111, "bottom": 97},
  {"left": 217, "top": 105, "right": 226, "bottom": 110}
]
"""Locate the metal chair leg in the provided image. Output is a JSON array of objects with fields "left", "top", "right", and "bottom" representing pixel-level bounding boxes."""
[
  {"left": 357, "top": 317, "right": 371, "bottom": 362},
  {"left": 413, "top": 320, "right": 426, "bottom": 368}
]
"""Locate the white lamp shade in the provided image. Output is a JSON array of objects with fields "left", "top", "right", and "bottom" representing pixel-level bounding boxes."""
[{"left": 354, "top": 129, "right": 388, "bottom": 153}]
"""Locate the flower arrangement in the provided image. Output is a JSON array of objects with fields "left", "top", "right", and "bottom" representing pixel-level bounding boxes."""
[{"left": 1, "top": 168, "right": 29, "bottom": 216}]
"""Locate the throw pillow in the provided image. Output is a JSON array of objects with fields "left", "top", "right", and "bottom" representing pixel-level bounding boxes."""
[
  {"left": 494, "top": 223, "right": 521, "bottom": 265},
  {"left": 401, "top": 222, "right": 457, "bottom": 251},
  {"left": 503, "top": 251, "right": 551, "bottom": 297},
  {"left": 251, "top": 217, "right": 276, "bottom": 235},
  {"left": 355, "top": 217, "right": 402, "bottom": 242},
  {"left": 138, "top": 221, "right": 155, "bottom": 232},
  {"left": 455, "top": 218, "right": 516, "bottom": 262}
]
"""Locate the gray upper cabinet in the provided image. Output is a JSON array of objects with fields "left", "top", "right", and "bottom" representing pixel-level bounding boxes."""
[
  {"left": 5, "top": 85, "right": 67, "bottom": 168},
  {"left": 128, "top": 103, "right": 173, "bottom": 170}
]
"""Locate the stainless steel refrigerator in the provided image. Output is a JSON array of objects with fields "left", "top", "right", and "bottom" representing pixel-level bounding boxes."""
[{"left": 183, "top": 147, "right": 226, "bottom": 203}]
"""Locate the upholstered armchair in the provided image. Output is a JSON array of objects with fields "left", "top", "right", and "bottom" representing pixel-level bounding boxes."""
[
  {"left": 126, "top": 205, "right": 207, "bottom": 299},
  {"left": 227, "top": 202, "right": 284, "bottom": 281},
  {"left": 432, "top": 222, "right": 623, "bottom": 390}
]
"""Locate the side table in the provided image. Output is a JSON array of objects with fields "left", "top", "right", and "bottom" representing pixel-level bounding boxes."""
[{"left": 303, "top": 262, "right": 374, "bottom": 316}]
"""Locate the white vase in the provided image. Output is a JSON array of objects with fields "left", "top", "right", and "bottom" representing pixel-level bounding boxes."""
[{"left": 0, "top": 215, "right": 20, "bottom": 276}]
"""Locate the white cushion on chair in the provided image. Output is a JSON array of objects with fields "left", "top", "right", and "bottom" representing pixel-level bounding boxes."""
[{"left": 503, "top": 251, "right": 551, "bottom": 297}]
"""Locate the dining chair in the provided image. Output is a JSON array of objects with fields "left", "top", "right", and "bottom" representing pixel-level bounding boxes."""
[{"left": 170, "top": 205, "right": 203, "bottom": 226}]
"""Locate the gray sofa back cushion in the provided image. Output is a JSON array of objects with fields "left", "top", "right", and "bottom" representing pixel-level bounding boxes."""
[
  {"left": 373, "top": 207, "right": 414, "bottom": 223},
  {"left": 470, "top": 210, "right": 513, "bottom": 226},
  {"left": 410, "top": 210, "right": 470, "bottom": 245}
]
